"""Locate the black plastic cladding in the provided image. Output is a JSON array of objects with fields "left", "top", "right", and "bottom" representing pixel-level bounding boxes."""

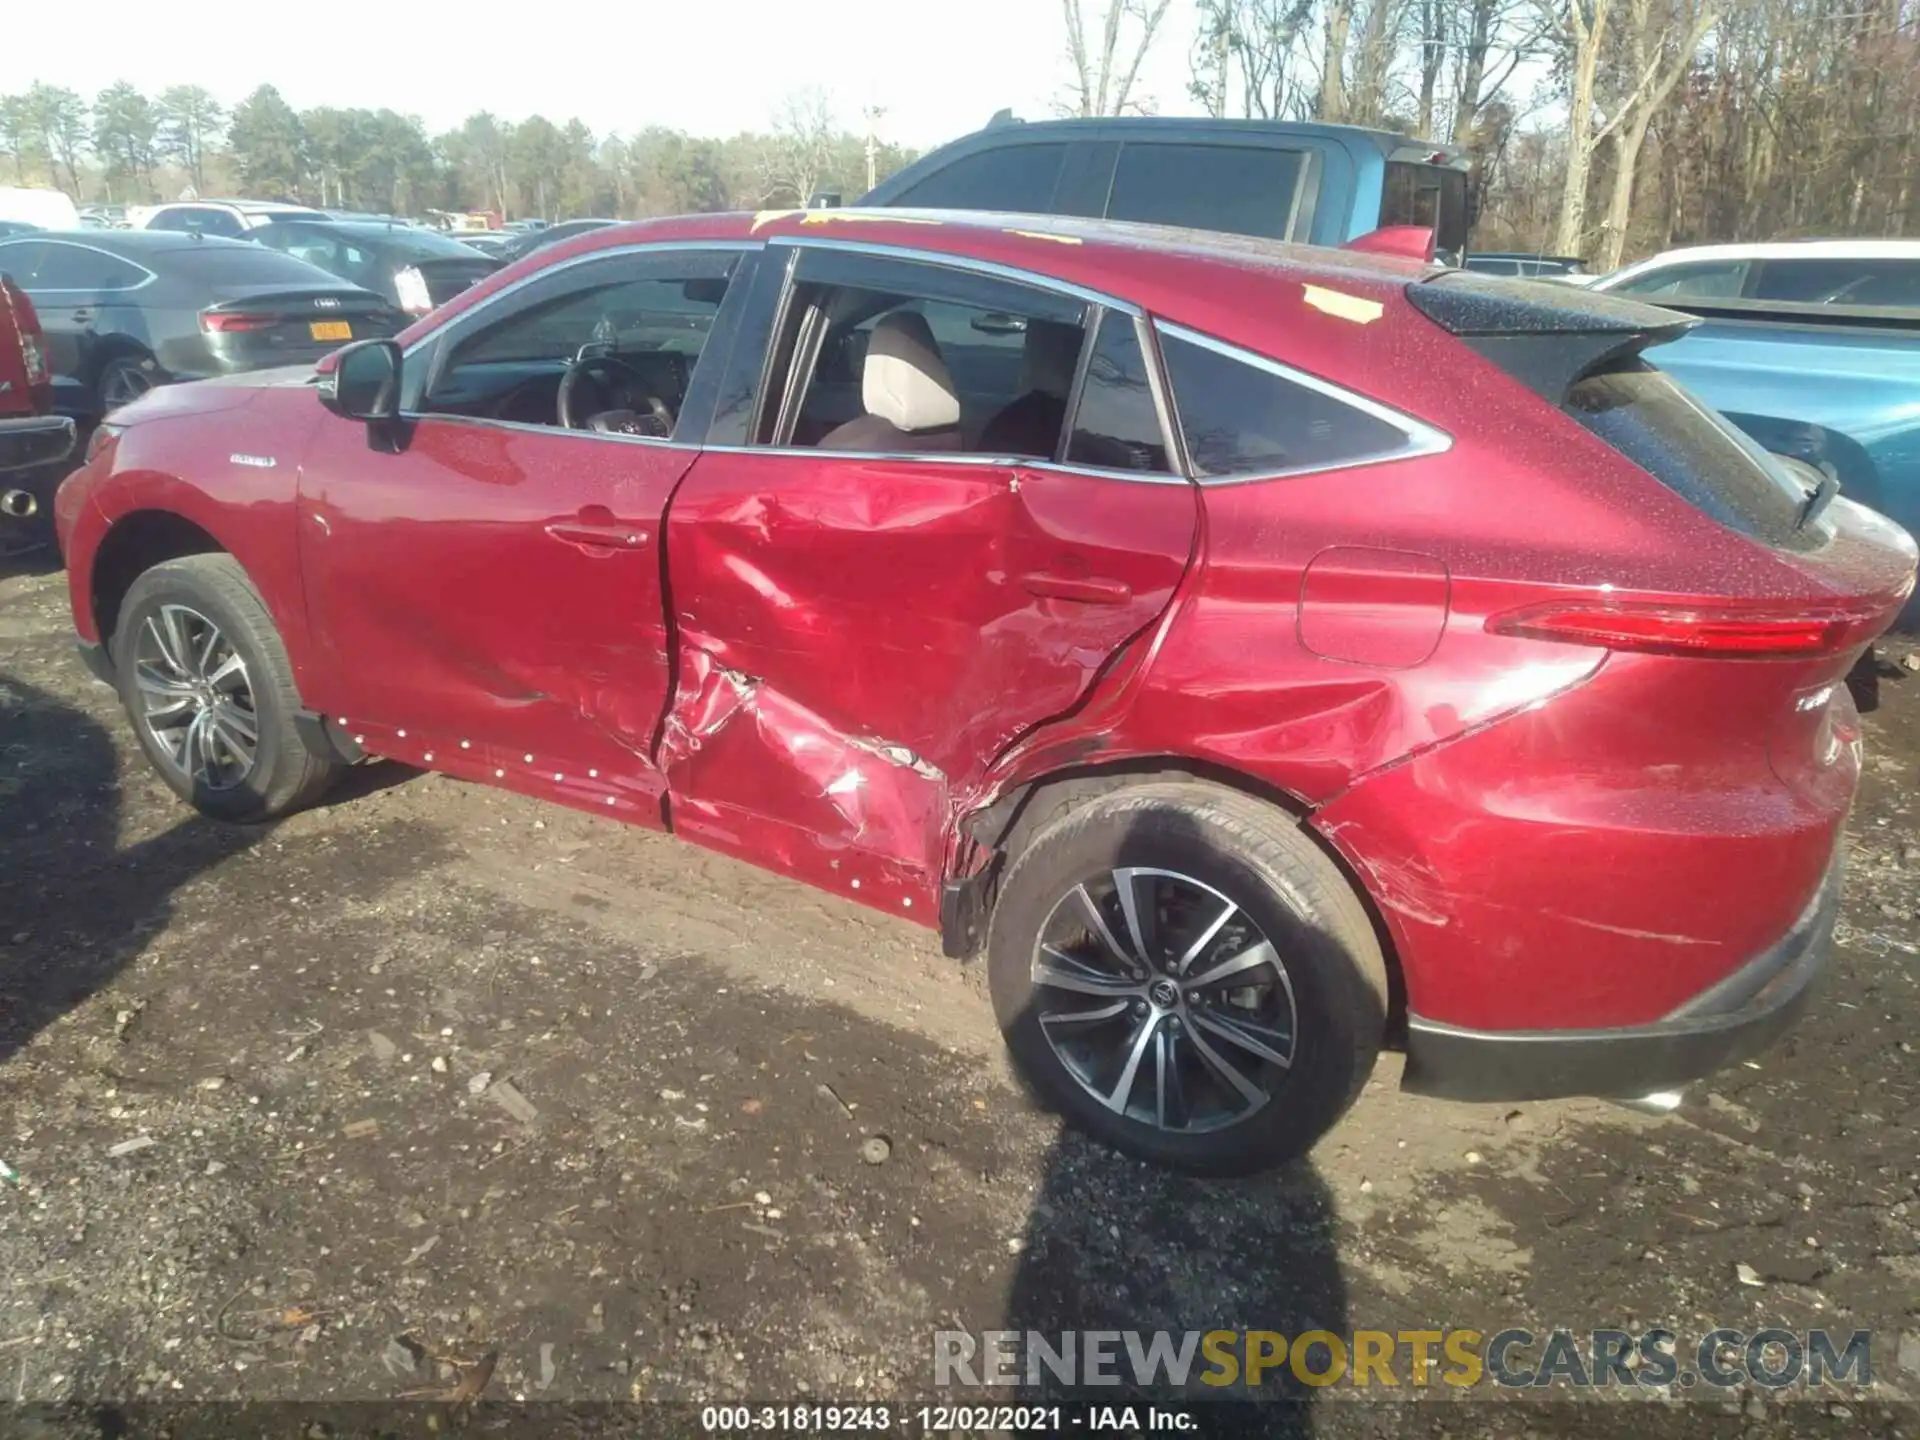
[{"left": 1404, "top": 271, "right": 1699, "bottom": 403}]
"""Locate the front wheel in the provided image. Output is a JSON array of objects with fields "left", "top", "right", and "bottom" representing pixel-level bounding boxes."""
[
  {"left": 988, "top": 782, "right": 1388, "bottom": 1176},
  {"left": 112, "top": 554, "right": 341, "bottom": 822}
]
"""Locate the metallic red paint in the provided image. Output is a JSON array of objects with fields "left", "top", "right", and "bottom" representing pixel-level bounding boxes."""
[{"left": 54, "top": 208, "right": 1917, "bottom": 1058}]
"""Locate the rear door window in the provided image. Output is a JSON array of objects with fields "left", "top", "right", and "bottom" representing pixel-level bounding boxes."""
[
  {"left": 1751, "top": 258, "right": 1920, "bottom": 307},
  {"left": 27, "top": 243, "right": 146, "bottom": 290},
  {"left": 890, "top": 144, "right": 1069, "bottom": 213},
  {"left": 1106, "top": 143, "right": 1304, "bottom": 239},
  {"left": 153, "top": 206, "right": 245, "bottom": 238},
  {"left": 1563, "top": 363, "right": 1816, "bottom": 550},
  {"left": 1158, "top": 326, "right": 1422, "bottom": 479},
  {"left": 1608, "top": 260, "right": 1751, "bottom": 299}
]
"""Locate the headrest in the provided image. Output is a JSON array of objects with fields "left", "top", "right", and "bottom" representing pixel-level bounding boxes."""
[{"left": 864, "top": 311, "right": 960, "bottom": 432}]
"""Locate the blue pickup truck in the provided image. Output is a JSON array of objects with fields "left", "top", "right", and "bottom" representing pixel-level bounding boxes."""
[
  {"left": 858, "top": 114, "right": 1474, "bottom": 263},
  {"left": 1593, "top": 243, "right": 1920, "bottom": 620}
]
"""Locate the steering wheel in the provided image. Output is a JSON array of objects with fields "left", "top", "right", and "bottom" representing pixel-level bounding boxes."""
[{"left": 557, "top": 352, "right": 675, "bottom": 434}]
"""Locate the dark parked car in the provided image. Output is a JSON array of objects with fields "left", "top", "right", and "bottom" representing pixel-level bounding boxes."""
[
  {"left": 249, "top": 218, "right": 500, "bottom": 318},
  {"left": 0, "top": 230, "right": 403, "bottom": 420},
  {"left": 499, "top": 218, "right": 618, "bottom": 263},
  {"left": 456, "top": 232, "right": 517, "bottom": 260},
  {"left": 55, "top": 210, "right": 1913, "bottom": 1174},
  {"left": 859, "top": 115, "right": 1474, "bottom": 263}
]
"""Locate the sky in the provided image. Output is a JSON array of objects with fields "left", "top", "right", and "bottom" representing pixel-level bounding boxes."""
[{"left": 4, "top": 0, "right": 1211, "bottom": 151}]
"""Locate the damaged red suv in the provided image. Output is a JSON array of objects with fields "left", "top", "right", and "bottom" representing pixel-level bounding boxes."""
[{"left": 55, "top": 211, "right": 1914, "bottom": 1174}]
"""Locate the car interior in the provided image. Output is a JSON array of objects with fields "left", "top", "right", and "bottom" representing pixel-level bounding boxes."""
[
  {"left": 779, "top": 284, "right": 1090, "bottom": 459},
  {"left": 421, "top": 270, "right": 732, "bottom": 436}
]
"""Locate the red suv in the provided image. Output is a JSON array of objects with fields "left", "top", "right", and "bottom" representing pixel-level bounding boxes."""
[{"left": 54, "top": 211, "right": 1914, "bottom": 1174}]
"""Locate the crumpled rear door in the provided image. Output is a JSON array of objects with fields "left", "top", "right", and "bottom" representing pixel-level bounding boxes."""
[{"left": 658, "top": 452, "right": 1197, "bottom": 913}]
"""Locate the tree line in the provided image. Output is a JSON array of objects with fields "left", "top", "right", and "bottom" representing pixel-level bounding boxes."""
[
  {"left": 0, "top": 82, "right": 918, "bottom": 221},
  {"left": 7, "top": 0, "right": 1918, "bottom": 265}
]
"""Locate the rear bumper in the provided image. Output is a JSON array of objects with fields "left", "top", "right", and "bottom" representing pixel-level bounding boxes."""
[
  {"left": 1401, "top": 851, "right": 1839, "bottom": 1102},
  {"left": 0, "top": 413, "right": 75, "bottom": 474}
]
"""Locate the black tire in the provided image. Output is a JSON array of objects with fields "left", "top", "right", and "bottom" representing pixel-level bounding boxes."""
[
  {"left": 96, "top": 352, "right": 163, "bottom": 416},
  {"left": 988, "top": 781, "right": 1388, "bottom": 1176},
  {"left": 112, "top": 554, "right": 341, "bottom": 822}
]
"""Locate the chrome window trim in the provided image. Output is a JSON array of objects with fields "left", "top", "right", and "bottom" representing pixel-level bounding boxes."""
[
  {"left": 0, "top": 238, "right": 158, "bottom": 294},
  {"left": 401, "top": 239, "right": 760, "bottom": 366},
  {"left": 1154, "top": 320, "right": 1452, "bottom": 485},
  {"left": 772, "top": 235, "right": 1144, "bottom": 318},
  {"left": 697, "top": 442, "right": 1192, "bottom": 486},
  {"left": 400, "top": 239, "right": 758, "bottom": 444}
]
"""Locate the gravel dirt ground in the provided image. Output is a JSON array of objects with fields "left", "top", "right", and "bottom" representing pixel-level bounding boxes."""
[{"left": 1, "top": 550, "right": 1917, "bottom": 1439}]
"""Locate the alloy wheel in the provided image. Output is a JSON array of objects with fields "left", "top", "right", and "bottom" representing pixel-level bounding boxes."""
[
  {"left": 1030, "top": 867, "right": 1297, "bottom": 1134},
  {"left": 100, "top": 362, "right": 153, "bottom": 411},
  {"left": 132, "top": 603, "right": 259, "bottom": 791}
]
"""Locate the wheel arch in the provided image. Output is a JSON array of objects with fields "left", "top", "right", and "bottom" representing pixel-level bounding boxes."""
[
  {"left": 948, "top": 755, "right": 1407, "bottom": 1040},
  {"left": 91, "top": 508, "right": 229, "bottom": 651}
]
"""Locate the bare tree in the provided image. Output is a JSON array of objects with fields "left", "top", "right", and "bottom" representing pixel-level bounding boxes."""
[
  {"left": 1061, "top": 0, "right": 1177, "bottom": 115},
  {"left": 1593, "top": 0, "right": 1721, "bottom": 267},
  {"left": 1190, "top": 0, "right": 1321, "bottom": 120},
  {"left": 760, "top": 89, "right": 838, "bottom": 205}
]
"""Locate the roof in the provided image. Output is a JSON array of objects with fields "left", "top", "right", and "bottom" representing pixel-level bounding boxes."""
[
  {"left": 1613, "top": 238, "right": 1920, "bottom": 270},
  {"left": 957, "top": 114, "right": 1462, "bottom": 159},
  {"left": 0, "top": 229, "right": 262, "bottom": 256},
  {"left": 404, "top": 206, "right": 1435, "bottom": 358},
  {"left": 152, "top": 199, "right": 321, "bottom": 214}
]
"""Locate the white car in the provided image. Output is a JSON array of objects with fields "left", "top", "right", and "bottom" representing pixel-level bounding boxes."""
[
  {"left": 1593, "top": 238, "right": 1920, "bottom": 307},
  {"left": 0, "top": 186, "right": 81, "bottom": 232},
  {"left": 135, "top": 199, "right": 325, "bottom": 240}
]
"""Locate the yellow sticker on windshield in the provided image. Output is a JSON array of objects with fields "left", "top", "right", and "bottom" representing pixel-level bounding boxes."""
[{"left": 1303, "top": 284, "right": 1385, "bottom": 324}]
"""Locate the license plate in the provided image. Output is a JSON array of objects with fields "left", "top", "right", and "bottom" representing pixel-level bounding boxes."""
[{"left": 309, "top": 321, "right": 352, "bottom": 341}]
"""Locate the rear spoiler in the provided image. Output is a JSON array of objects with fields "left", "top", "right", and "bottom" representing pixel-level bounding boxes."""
[{"left": 1405, "top": 270, "right": 1695, "bottom": 402}]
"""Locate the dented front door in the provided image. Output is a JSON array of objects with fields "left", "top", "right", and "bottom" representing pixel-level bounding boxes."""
[
  {"left": 298, "top": 421, "right": 696, "bottom": 817},
  {"left": 658, "top": 453, "right": 1198, "bottom": 907}
]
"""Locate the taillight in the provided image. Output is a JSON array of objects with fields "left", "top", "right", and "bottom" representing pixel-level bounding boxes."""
[
  {"left": 393, "top": 265, "right": 433, "bottom": 316},
  {"left": 200, "top": 312, "right": 276, "bottom": 333},
  {"left": 1, "top": 277, "right": 49, "bottom": 386},
  {"left": 1488, "top": 599, "right": 1888, "bottom": 658}
]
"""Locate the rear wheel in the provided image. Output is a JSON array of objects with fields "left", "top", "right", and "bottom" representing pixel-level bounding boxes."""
[
  {"left": 97, "top": 352, "right": 161, "bottom": 414},
  {"left": 988, "top": 782, "right": 1388, "bottom": 1175},
  {"left": 112, "top": 554, "right": 341, "bottom": 822}
]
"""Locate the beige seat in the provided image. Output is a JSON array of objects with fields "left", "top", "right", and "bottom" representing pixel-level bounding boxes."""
[{"left": 818, "top": 311, "right": 963, "bottom": 452}]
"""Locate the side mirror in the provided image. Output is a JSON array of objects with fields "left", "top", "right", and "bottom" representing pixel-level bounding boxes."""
[{"left": 319, "top": 338, "right": 402, "bottom": 421}]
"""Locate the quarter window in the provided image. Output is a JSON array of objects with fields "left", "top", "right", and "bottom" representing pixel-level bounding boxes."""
[{"left": 1159, "top": 327, "right": 1422, "bottom": 479}]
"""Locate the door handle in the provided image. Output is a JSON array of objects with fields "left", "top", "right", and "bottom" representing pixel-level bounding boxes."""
[
  {"left": 545, "top": 511, "right": 648, "bottom": 553},
  {"left": 70, "top": 308, "right": 93, "bottom": 324},
  {"left": 1022, "top": 572, "right": 1132, "bottom": 605}
]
